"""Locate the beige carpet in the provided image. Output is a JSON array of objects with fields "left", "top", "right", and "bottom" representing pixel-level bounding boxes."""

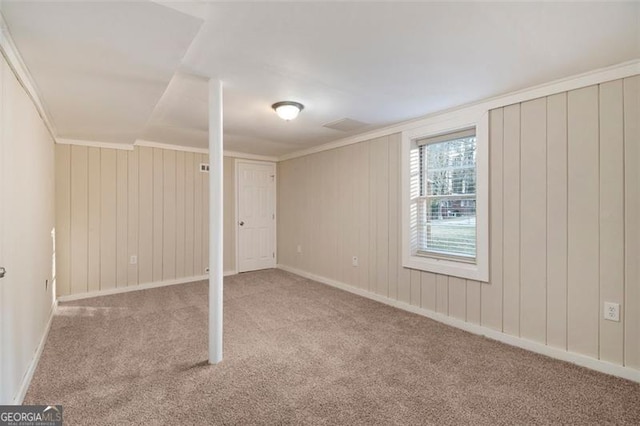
[{"left": 26, "top": 269, "right": 640, "bottom": 425}]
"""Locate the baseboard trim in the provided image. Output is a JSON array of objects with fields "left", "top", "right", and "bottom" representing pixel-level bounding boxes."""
[
  {"left": 57, "top": 275, "right": 208, "bottom": 302},
  {"left": 277, "top": 264, "right": 640, "bottom": 384},
  {"left": 12, "top": 300, "right": 58, "bottom": 405},
  {"left": 224, "top": 270, "right": 237, "bottom": 277}
]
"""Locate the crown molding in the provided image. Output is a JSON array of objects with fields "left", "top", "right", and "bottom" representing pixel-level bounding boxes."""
[
  {"left": 136, "top": 139, "right": 279, "bottom": 161},
  {"left": 57, "top": 138, "right": 134, "bottom": 151},
  {"left": 222, "top": 150, "right": 278, "bottom": 162},
  {"left": 134, "top": 139, "right": 209, "bottom": 154},
  {"left": 0, "top": 11, "right": 57, "bottom": 141},
  {"left": 57, "top": 137, "right": 279, "bottom": 161},
  {"left": 278, "top": 59, "right": 640, "bottom": 162}
]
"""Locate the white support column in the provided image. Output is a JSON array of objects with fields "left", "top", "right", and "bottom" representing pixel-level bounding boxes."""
[{"left": 208, "top": 79, "right": 223, "bottom": 364}]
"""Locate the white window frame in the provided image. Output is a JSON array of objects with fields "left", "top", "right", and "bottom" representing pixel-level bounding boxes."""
[{"left": 401, "top": 110, "right": 489, "bottom": 282}]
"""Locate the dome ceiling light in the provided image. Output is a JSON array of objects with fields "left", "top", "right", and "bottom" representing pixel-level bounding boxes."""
[{"left": 272, "top": 101, "right": 304, "bottom": 121}]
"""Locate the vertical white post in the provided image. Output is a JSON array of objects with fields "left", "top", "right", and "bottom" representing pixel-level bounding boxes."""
[{"left": 208, "top": 79, "right": 223, "bottom": 364}]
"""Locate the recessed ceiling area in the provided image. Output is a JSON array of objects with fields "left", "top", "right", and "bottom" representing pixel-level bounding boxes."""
[
  {"left": 2, "top": 1, "right": 639, "bottom": 156},
  {"left": 1, "top": 1, "right": 202, "bottom": 145}
]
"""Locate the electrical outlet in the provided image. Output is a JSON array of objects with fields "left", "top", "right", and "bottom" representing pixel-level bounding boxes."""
[
  {"left": 352, "top": 256, "right": 358, "bottom": 267},
  {"left": 604, "top": 302, "right": 620, "bottom": 322},
  {"left": 130, "top": 255, "right": 137, "bottom": 265},
  {"left": 297, "top": 245, "right": 302, "bottom": 254}
]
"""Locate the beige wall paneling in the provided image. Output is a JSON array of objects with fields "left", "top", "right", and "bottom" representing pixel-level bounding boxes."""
[
  {"left": 624, "top": 75, "right": 640, "bottom": 368},
  {"left": 54, "top": 144, "right": 71, "bottom": 296},
  {"left": 286, "top": 158, "right": 300, "bottom": 270},
  {"left": 356, "top": 143, "right": 371, "bottom": 291},
  {"left": 332, "top": 150, "right": 342, "bottom": 282},
  {"left": 436, "top": 274, "right": 448, "bottom": 315},
  {"left": 127, "top": 148, "right": 139, "bottom": 286},
  {"left": 410, "top": 269, "right": 421, "bottom": 306},
  {"left": 296, "top": 157, "right": 312, "bottom": 271},
  {"left": 70, "top": 145, "right": 89, "bottom": 294},
  {"left": 223, "top": 157, "right": 235, "bottom": 273},
  {"left": 321, "top": 151, "right": 339, "bottom": 282},
  {"left": 396, "top": 146, "right": 411, "bottom": 297},
  {"left": 100, "top": 149, "right": 117, "bottom": 290},
  {"left": 305, "top": 156, "right": 315, "bottom": 274},
  {"left": 116, "top": 150, "right": 128, "bottom": 288},
  {"left": 286, "top": 158, "right": 298, "bottom": 270},
  {"left": 275, "top": 75, "right": 640, "bottom": 374},
  {"left": 374, "top": 137, "right": 389, "bottom": 297},
  {"left": 152, "top": 148, "right": 164, "bottom": 281},
  {"left": 349, "top": 145, "right": 361, "bottom": 287},
  {"left": 193, "top": 153, "right": 203, "bottom": 275},
  {"left": 57, "top": 145, "right": 238, "bottom": 297},
  {"left": 282, "top": 160, "right": 295, "bottom": 268},
  {"left": 318, "top": 151, "right": 330, "bottom": 277},
  {"left": 175, "top": 151, "right": 186, "bottom": 278},
  {"left": 599, "top": 80, "right": 625, "bottom": 364},
  {"left": 567, "top": 85, "right": 600, "bottom": 358},
  {"left": 315, "top": 153, "right": 327, "bottom": 276},
  {"left": 420, "top": 272, "right": 436, "bottom": 311},
  {"left": 163, "top": 150, "right": 176, "bottom": 280},
  {"left": 519, "top": 98, "right": 547, "bottom": 343},
  {"left": 202, "top": 154, "right": 210, "bottom": 273},
  {"left": 306, "top": 155, "right": 318, "bottom": 274},
  {"left": 367, "top": 142, "right": 377, "bottom": 293},
  {"left": 87, "top": 148, "right": 100, "bottom": 292},
  {"left": 314, "top": 150, "right": 336, "bottom": 279},
  {"left": 337, "top": 145, "right": 354, "bottom": 286},
  {"left": 152, "top": 149, "right": 167, "bottom": 281},
  {"left": 184, "top": 152, "right": 195, "bottom": 277},
  {"left": 546, "top": 93, "right": 568, "bottom": 349},
  {"left": 388, "top": 135, "right": 400, "bottom": 300},
  {"left": 276, "top": 160, "right": 290, "bottom": 267},
  {"left": 306, "top": 155, "right": 318, "bottom": 275},
  {"left": 293, "top": 157, "right": 305, "bottom": 272},
  {"left": 397, "top": 265, "right": 411, "bottom": 304},
  {"left": 502, "top": 104, "right": 521, "bottom": 336},
  {"left": 466, "top": 280, "right": 481, "bottom": 325},
  {"left": 481, "top": 108, "right": 504, "bottom": 331},
  {"left": 333, "top": 151, "right": 343, "bottom": 280},
  {"left": 137, "top": 146, "right": 154, "bottom": 284},
  {"left": 448, "top": 277, "right": 466, "bottom": 321}
]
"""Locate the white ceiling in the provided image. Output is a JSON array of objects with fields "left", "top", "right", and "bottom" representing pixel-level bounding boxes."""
[{"left": 3, "top": 1, "right": 640, "bottom": 156}]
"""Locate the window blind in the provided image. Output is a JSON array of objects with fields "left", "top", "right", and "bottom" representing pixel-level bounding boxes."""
[{"left": 416, "top": 130, "right": 477, "bottom": 260}]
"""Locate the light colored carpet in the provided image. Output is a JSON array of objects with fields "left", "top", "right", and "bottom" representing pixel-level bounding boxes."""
[{"left": 25, "top": 269, "right": 640, "bottom": 425}]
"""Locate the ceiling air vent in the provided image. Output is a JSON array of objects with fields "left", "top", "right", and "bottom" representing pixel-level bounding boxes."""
[
  {"left": 322, "top": 118, "right": 369, "bottom": 132},
  {"left": 200, "top": 163, "right": 210, "bottom": 172}
]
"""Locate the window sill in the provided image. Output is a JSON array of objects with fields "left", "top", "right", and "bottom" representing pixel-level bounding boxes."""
[{"left": 404, "top": 252, "right": 488, "bottom": 282}]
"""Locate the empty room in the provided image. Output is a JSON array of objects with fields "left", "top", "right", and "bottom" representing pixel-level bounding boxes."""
[{"left": 0, "top": 1, "right": 639, "bottom": 424}]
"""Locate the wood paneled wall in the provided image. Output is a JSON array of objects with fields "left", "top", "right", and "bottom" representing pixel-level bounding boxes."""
[
  {"left": 55, "top": 147, "right": 238, "bottom": 296},
  {"left": 278, "top": 76, "right": 640, "bottom": 371}
]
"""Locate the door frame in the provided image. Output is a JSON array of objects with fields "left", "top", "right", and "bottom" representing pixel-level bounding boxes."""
[{"left": 234, "top": 159, "right": 277, "bottom": 274}]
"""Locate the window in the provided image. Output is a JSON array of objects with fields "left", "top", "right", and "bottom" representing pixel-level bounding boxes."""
[
  {"left": 401, "top": 112, "right": 488, "bottom": 282},
  {"left": 417, "top": 129, "right": 477, "bottom": 261}
]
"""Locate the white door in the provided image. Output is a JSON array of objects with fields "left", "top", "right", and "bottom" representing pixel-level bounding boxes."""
[{"left": 237, "top": 161, "right": 276, "bottom": 272}]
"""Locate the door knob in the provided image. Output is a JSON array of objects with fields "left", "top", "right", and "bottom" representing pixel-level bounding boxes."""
[
  {"left": 239, "top": 221, "right": 245, "bottom": 226},
  {"left": 0, "top": 267, "right": 5, "bottom": 278}
]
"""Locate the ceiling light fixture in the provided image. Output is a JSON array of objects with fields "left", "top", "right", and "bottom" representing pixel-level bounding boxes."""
[{"left": 272, "top": 101, "right": 304, "bottom": 121}]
